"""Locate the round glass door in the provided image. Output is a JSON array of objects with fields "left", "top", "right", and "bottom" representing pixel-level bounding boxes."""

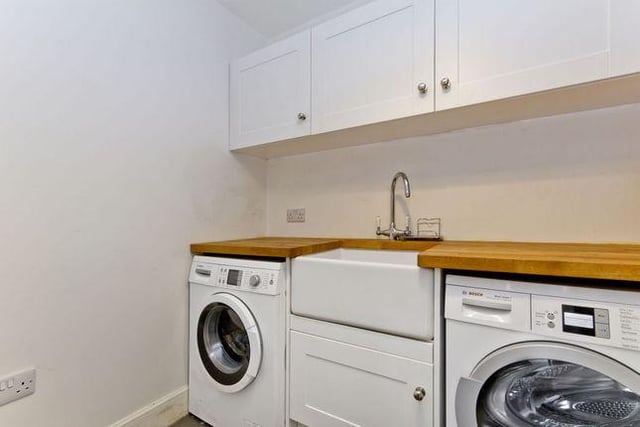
[
  {"left": 478, "top": 359, "right": 640, "bottom": 426},
  {"left": 455, "top": 342, "right": 640, "bottom": 427},
  {"left": 197, "top": 293, "right": 262, "bottom": 393}
]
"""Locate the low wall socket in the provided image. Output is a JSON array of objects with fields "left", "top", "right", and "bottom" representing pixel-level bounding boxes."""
[
  {"left": 287, "top": 208, "right": 306, "bottom": 223},
  {"left": 0, "top": 368, "right": 36, "bottom": 407}
]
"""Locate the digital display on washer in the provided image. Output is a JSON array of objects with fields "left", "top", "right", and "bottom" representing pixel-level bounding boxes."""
[
  {"left": 562, "top": 305, "right": 595, "bottom": 336},
  {"left": 226, "top": 269, "right": 242, "bottom": 286}
]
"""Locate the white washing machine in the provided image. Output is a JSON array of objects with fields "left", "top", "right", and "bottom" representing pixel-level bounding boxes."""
[
  {"left": 445, "top": 274, "right": 640, "bottom": 427},
  {"left": 188, "top": 256, "right": 286, "bottom": 427}
]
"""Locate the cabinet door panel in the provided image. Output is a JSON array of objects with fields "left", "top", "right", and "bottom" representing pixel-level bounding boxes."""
[
  {"left": 230, "top": 31, "right": 310, "bottom": 149},
  {"left": 312, "top": 0, "right": 434, "bottom": 134},
  {"left": 290, "top": 331, "right": 433, "bottom": 427},
  {"left": 611, "top": 0, "right": 640, "bottom": 76},
  {"left": 436, "top": 0, "right": 611, "bottom": 110}
]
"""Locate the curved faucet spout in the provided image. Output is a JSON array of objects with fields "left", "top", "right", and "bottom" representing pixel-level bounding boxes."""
[
  {"left": 385, "top": 172, "right": 411, "bottom": 239},
  {"left": 392, "top": 172, "right": 411, "bottom": 198},
  {"left": 377, "top": 172, "right": 412, "bottom": 240}
]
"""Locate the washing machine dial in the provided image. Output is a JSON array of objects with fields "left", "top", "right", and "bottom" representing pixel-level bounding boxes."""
[{"left": 249, "top": 274, "right": 261, "bottom": 287}]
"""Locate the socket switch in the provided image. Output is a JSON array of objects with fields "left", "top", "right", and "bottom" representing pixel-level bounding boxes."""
[
  {"left": 287, "top": 208, "right": 306, "bottom": 223},
  {"left": 0, "top": 368, "right": 36, "bottom": 407}
]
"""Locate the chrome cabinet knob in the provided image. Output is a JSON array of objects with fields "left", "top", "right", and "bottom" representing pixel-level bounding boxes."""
[
  {"left": 417, "top": 82, "right": 428, "bottom": 94},
  {"left": 440, "top": 77, "right": 451, "bottom": 90},
  {"left": 413, "top": 387, "right": 426, "bottom": 401},
  {"left": 249, "top": 274, "right": 261, "bottom": 287},
  {"left": 297, "top": 112, "right": 307, "bottom": 121}
]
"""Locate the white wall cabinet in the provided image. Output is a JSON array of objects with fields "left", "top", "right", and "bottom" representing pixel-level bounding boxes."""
[
  {"left": 229, "top": 0, "right": 640, "bottom": 156},
  {"left": 610, "top": 0, "right": 640, "bottom": 76},
  {"left": 290, "top": 330, "right": 433, "bottom": 427},
  {"left": 311, "top": 0, "right": 434, "bottom": 134},
  {"left": 435, "top": 0, "right": 640, "bottom": 110},
  {"left": 229, "top": 31, "right": 311, "bottom": 149}
]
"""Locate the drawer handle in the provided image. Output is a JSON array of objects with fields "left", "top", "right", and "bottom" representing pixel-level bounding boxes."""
[
  {"left": 195, "top": 268, "right": 211, "bottom": 276},
  {"left": 462, "top": 297, "right": 512, "bottom": 312},
  {"left": 413, "top": 387, "right": 426, "bottom": 401}
]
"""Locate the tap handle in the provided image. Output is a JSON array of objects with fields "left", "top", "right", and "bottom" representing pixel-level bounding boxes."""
[
  {"left": 376, "top": 216, "right": 382, "bottom": 236},
  {"left": 405, "top": 215, "right": 411, "bottom": 235}
]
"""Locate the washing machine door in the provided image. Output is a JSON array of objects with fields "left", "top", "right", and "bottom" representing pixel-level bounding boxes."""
[
  {"left": 197, "top": 293, "right": 262, "bottom": 393},
  {"left": 455, "top": 341, "right": 640, "bottom": 427}
]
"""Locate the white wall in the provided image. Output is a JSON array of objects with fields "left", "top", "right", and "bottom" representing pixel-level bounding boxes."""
[
  {"left": 267, "top": 103, "right": 640, "bottom": 243},
  {"left": 0, "top": 1, "right": 265, "bottom": 426}
]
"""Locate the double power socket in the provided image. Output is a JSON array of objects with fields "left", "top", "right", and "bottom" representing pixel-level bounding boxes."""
[
  {"left": 286, "top": 208, "right": 306, "bottom": 223},
  {"left": 0, "top": 368, "right": 36, "bottom": 407}
]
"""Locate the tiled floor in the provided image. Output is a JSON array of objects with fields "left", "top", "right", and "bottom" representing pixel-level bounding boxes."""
[{"left": 170, "top": 414, "right": 211, "bottom": 427}]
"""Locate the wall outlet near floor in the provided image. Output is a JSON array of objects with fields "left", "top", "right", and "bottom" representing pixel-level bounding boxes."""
[
  {"left": 287, "top": 208, "right": 306, "bottom": 223},
  {"left": 0, "top": 368, "right": 36, "bottom": 407}
]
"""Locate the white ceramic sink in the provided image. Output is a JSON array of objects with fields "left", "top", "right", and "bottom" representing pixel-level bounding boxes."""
[
  {"left": 302, "top": 248, "right": 418, "bottom": 264},
  {"left": 291, "top": 248, "right": 434, "bottom": 340}
]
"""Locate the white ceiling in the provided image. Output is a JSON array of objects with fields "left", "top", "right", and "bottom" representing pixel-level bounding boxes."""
[{"left": 218, "top": 0, "right": 372, "bottom": 39}]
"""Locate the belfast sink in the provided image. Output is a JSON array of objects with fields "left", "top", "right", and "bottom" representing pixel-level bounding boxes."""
[
  {"left": 291, "top": 248, "right": 434, "bottom": 340},
  {"left": 299, "top": 247, "right": 418, "bottom": 264}
]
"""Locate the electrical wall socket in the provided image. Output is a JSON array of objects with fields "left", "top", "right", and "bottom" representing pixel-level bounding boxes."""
[
  {"left": 286, "top": 208, "right": 305, "bottom": 223},
  {"left": 0, "top": 368, "right": 36, "bottom": 407}
]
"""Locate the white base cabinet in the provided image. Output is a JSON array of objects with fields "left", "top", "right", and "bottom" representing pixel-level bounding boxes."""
[{"left": 290, "top": 318, "right": 433, "bottom": 427}]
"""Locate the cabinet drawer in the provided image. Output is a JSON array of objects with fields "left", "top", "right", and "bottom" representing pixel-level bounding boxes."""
[{"left": 290, "top": 331, "right": 433, "bottom": 427}]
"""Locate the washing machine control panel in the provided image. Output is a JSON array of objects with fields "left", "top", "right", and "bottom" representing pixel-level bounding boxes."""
[
  {"left": 532, "top": 295, "right": 640, "bottom": 351},
  {"left": 211, "top": 266, "right": 281, "bottom": 295},
  {"left": 190, "top": 258, "right": 284, "bottom": 296}
]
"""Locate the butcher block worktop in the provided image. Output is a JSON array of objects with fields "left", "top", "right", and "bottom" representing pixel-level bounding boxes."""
[
  {"left": 190, "top": 237, "right": 343, "bottom": 258},
  {"left": 417, "top": 241, "right": 640, "bottom": 282},
  {"left": 190, "top": 237, "right": 441, "bottom": 258},
  {"left": 191, "top": 237, "right": 640, "bottom": 281}
]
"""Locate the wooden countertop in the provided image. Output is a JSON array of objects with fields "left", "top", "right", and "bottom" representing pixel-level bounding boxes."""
[
  {"left": 190, "top": 237, "right": 439, "bottom": 258},
  {"left": 339, "top": 238, "right": 441, "bottom": 251},
  {"left": 190, "top": 237, "right": 343, "bottom": 258},
  {"left": 191, "top": 237, "right": 640, "bottom": 282},
  {"left": 418, "top": 241, "right": 640, "bottom": 281}
]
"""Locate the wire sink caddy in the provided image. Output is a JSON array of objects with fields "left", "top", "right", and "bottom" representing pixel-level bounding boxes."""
[{"left": 416, "top": 217, "right": 442, "bottom": 240}]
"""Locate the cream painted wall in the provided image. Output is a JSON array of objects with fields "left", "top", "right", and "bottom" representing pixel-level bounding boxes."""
[
  {"left": 267, "top": 103, "right": 640, "bottom": 243},
  {"left": 0, "top": 1, "right": 265, "bottom": 426}
]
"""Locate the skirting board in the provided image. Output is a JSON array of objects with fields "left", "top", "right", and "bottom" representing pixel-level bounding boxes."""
[{"left": 109, "top": 386, "right": 188, "bottom": 427}]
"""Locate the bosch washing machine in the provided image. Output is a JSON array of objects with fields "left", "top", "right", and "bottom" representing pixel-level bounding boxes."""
[
  {"left": 188, "top": 256, "right": 286, "bottom": 427},
  {"left": 445, "top": 274, "right": 640, "bottom": 427}
]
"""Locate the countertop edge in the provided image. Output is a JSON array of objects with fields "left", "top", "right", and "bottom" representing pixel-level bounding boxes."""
[
  {"left": 190, "top": 239, "right": 343, "bottom": 258},
  {"left": 191, "top": 237, "right": 640, "bottom": 282},
  {"left": 418, "top": 253, "right": 640, "bottom": 282}
]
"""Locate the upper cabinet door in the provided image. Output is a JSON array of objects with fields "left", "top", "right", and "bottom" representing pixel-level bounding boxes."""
[
  {"left": 611, "top": 0, "right": 640, "bottom": 76},
  {"left": 311, "top": 0, "right": 434, "bottom": 134},
  {"left": 230, "top": 31, "right": 311, "bottom": 149},
  {"left": 436, "top": 0, "right": 614, "bottom": 110}
]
